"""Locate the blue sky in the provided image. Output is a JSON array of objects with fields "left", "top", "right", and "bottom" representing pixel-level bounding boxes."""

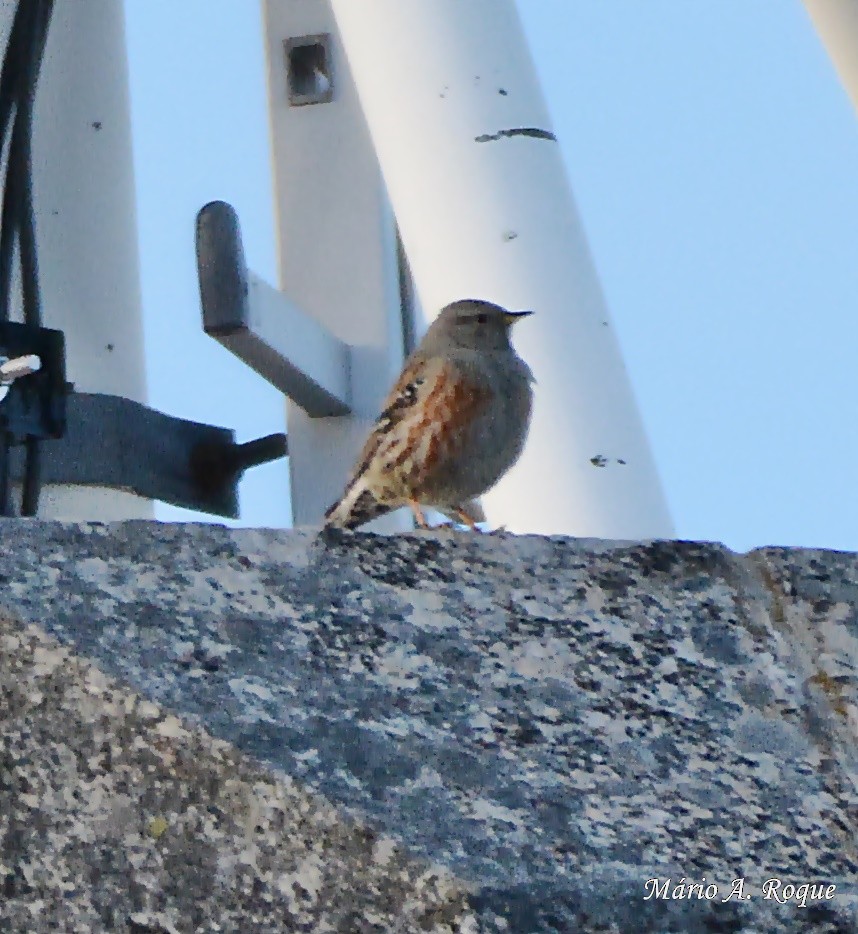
[{"left": 124, "top": 1, "right": 858, "bottom": 552}]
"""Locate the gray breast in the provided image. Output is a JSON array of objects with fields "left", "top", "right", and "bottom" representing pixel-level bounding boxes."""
[{"left": 427, "top": 350, "right": 533, "bottom": 506}]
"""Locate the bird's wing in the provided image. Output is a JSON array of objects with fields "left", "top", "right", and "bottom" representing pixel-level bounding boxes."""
[
  {"left": 346, "top": 353, "right": 437, "bottom": 487},
  {"left": 324, "top": 355, "right": 492, "bottom": 528}
]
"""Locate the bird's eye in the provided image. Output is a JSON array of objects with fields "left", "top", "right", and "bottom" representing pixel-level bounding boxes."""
[{"left": 476, "top": 313, "right": 488, "bottom": 324}]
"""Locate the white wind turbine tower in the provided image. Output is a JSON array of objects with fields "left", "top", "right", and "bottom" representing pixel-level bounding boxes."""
[
  {"left": 208, "top": 0, "right": 674, "bottom": 538},
  {"left": 0, "top": 0, "right": 737, "bottom": 539}
]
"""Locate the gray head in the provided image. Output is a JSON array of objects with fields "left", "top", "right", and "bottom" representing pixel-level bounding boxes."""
[{"left": 419, "top": 299, "right": 532, "bottom": 354}]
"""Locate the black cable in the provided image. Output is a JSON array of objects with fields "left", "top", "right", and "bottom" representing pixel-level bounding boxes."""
[
  {"left": 0, "top": 0, "right": 36, "bottom": 324},
  {"left": 0, "top": 6, "right": 27, "bottom": 155},
  {"left": 20, "top": 436, "right": 39, "bottom": 514},
  {"left": 0, "top": 426, "right": 9, "bottom": 515},
  {"left": 0, "top": 1, "right": 31, "bottom": 514},
  {"left": 20, "top": 0, "right": 53, "bottom": 330},
  {"left": 18, "top": 1, "right": 53, "bottom": 516},
  {"left": 0, "top": 0, "right": 54, "bottom": 516}
]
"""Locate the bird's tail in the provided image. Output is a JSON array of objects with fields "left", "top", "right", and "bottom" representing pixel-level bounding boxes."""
[{"left": 323, "top": 486, "right": 391, "bottom": 530}]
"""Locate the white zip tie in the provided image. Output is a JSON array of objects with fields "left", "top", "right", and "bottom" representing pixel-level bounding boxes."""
[{"left": 0, "top": 353, "right": 41, "bottom": 404}]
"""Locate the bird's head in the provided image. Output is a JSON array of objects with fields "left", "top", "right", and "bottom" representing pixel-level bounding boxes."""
[{"left": 422, "top": 299, "right": 532, "bottom": 353}]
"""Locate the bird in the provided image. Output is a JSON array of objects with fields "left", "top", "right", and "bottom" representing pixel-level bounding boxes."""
[{"left": 324, "top": 298, "right": 534, "bottom": 530}]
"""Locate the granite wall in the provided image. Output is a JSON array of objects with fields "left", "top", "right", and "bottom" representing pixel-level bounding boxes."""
[{"left": 0, "top": 520, "right": 856, "bottom": 932}]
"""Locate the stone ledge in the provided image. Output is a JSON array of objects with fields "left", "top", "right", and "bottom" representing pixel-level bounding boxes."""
[
  {"left": 0, "top": 520, "right": 856, "bottom": 933},
  {"left": 0, "top": 616, "right": 470, "bottom": 933}
]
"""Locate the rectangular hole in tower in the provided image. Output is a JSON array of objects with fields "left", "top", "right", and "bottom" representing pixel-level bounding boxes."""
[{"left": 285, "top": 35, "right": 333, "bottom": 106}]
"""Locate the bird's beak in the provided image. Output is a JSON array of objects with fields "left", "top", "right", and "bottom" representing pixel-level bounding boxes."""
[{"left": 503, "top": 310, "right": 533, "bottom": 326}]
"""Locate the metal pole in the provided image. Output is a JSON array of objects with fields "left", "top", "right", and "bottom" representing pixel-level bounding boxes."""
[
  {"left": 26, "top": 0, "right": 151, "bottom": 519},
  {"left": 261, "top": 0, "right": 411, "bottom": 530},
  {"left": 803, "top": 0, "right": 858, "bottom": 115},
  {"left": 329, "top": 0, "right": 673, "bottom": 538}
]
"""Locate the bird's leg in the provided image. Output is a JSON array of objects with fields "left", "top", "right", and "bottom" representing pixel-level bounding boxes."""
[
  {"left": 408, "top": 500, "right": 428, "bottom": 528},
  {"left": 453, "top": 507, "right": 479, "bottom": 531}
]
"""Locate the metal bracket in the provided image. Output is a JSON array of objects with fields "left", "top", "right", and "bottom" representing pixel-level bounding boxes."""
[
  {"left": 7, "top": 392, "right": 286, "bottom": 518},
  {"left": 196, "top": 200, "right": 352, "bottom": 418}
]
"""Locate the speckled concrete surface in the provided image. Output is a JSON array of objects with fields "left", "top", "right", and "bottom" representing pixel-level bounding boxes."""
[
  {"left": 0, "top": 520, "right": 856, "bottom": 933},
  {"left": 0, "top": 613, "right": 472, "bottom": 933}
]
